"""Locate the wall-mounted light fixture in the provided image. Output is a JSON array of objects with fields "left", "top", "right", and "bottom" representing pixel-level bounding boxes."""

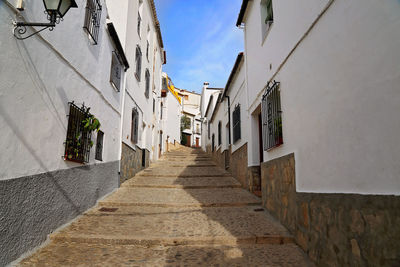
[{"left": 13, "top": 0, "right": 78, "bottom": 40}]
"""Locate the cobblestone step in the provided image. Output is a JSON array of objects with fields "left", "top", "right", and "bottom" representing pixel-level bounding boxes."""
[
  {"left": 122, "top": 176, "right": 241, "bottom": 189},
  {"left": 18, "top": 147, "right": 312, "bottom": 266},
  {"left": 150, "top": 162, "right": 217, "bottom": 167},
  {"left": 99, "top": 188, "right": 261, "bottom": 207},
  {"left": 20, "top": 242, "right": 314, "bottom": 267},
  {"left": 49, "top": 206, "right": 293, "bottom": 246},
  {"left": 136, "top": 167, "right": 231, "bottom": 177}
]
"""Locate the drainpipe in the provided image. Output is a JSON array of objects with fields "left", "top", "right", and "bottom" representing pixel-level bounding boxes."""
[{"left": 225, "top": 95, "right": 231, "bottom": 145}]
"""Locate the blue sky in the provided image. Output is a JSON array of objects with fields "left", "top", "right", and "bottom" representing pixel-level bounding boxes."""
[{"left": 154, "top": 0, "right": 244, "bottom": 93}]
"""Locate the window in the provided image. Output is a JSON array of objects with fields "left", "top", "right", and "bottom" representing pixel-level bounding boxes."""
[
  {"left": 131, "top": 108, "right": 139, "bottom": 144},
  {"left": 142, "top": 148, "right": 146, "bottom": 167},
  {"left": 208, "top": 121, "right": 210, "bottom": 139},
  {"left": 137, "top": 12, "right": 141, "bottom": 37},
  {"left": 162, "top": 77, "right": 168, "bottom": 90},
  {"left": 232, "top": 104, "right": 241, "bottom": 143},
  {"left": 137, "top": 0, "right": 143, "bottom": 35},
  {"left": 212, "top": 134, "right": 215, "bottom": 152},
  {"left": 153, "top": 98, "right": 155, "bottom": 113},
  {"left": 110, "top": 52, "right": 122, "bottom": 91},
  {"left": 160, "top": 103, "right": 163, "bottom": 120},
  {"left": 146, "top": 41, "right": 150, "bottom": 61},
  {"left": 184, "top": 95, "right": 189, "bottom": 101},
  {"left": 262, "top": 81, "right": 282, "bottom": 150},
  {"left": 260, "top": 0, "right": 274, "bottom": 40},
  {"left": 64, "top": 102, "right": 93, "bottom": 163},
  {"left": 145, "top": 69, "right": 150, "bottom": 98},
  {"left": 95, "top": 130, "right": 104, "bottom": 161},
  {"left": 135, "top": 45, "right": 142, "bottom": 81},
  {"left": 218, "top": 121, "right": 222, "bottom": 146},
  {"left": 84, "top": 0, "right": 102, "bottom": 44}
]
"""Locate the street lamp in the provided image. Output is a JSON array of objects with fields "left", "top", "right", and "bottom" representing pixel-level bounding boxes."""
[{"left": 13, "top": 0, "right": 78, "bottom": 40}]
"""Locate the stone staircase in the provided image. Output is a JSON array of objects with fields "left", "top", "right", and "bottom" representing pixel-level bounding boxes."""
[{"left": 20, "top": 147, "right": 314, "bottom": 266}]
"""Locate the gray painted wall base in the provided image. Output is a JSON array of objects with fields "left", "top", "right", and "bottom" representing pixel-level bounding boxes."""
[{"left": 0, "top": 161, "right": 119, "bottom": 266}]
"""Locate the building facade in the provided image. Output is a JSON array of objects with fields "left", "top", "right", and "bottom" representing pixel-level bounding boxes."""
[
  {"left": 119, "top": 0, "right": 166, "bottom": 183},
  {"left": 0, "top": 0, "right": 169, "bottom": 265},
  {"left": 178, "top": 88, "right": 202, "bottom": 147},
  {"left": 236, "top": 0, "right": 400, "bottom": 265},
  {"left": 0, "top": 0, "right": 131, "bottom": 265},
  {"left": 203, "top": 0, "right": 400, "bottom": 265}
]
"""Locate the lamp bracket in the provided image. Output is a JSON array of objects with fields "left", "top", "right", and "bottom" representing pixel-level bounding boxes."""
[{"left": 13, "top": 12, "right": 58, "bottom": 40}]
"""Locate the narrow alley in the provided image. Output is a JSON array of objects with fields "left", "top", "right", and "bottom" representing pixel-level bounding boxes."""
[{"left": 20, "top": 147, "right": 313, "bottom": 266}]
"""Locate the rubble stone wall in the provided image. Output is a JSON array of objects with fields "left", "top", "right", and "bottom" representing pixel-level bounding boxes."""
[{"left": 261, "top": 153, "right": 400, "bottom": 266}]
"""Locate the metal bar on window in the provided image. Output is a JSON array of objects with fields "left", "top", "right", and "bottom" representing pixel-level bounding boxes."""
[{"left": 83, "top": 0, "right": 102, "bottom": 45}]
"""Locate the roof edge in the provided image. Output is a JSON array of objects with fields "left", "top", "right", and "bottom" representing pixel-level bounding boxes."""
[
  {"left": 236, "top": 0, "right": 250, "bottom": 27},
  {"left": 223, "top": 52, "right": 244, "bottom": 97}
]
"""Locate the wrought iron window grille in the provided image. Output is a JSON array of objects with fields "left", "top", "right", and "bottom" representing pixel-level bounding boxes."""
[
  {"left": 64, "top": 102, "right": 93, "bottom": 163},
  {"left": 83, "top": 0, "right": 102, "bottom": 45},
  {"left": 262, "top": 81, "right": 283, "bottom": 151},
  {"left": 232, "top": 104, "right": 241, "bottom": 143}
]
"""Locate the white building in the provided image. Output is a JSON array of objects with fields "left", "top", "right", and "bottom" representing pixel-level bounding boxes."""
[
  {"left": 200, "top": 83, "right": 223, "bottom": 152},
  {"left": 0, "top": 0, "right": 130, "bottom": 265},
  {"left": 178, "top": 88, "right": 202, "bottom": 147},
  {"left": 236, "top": 0, "right": 400, "bottom": 265},
  {"left": 119, "top": 0, "right": 166, "bottom": 183},
  {"left": 0, "top": 0, "right": 170, "bottom": 265}
]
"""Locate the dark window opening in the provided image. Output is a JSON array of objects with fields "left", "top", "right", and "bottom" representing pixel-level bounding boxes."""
[
  {"left": 262, "top": 81, "right": 282, "bottom": 150},
  {"left": 131, "top": 108, "right": 139, "bottom": 144},
  {"left": 232, "top": 104, "right": 241, "bottom": 143},
  {"left": 160, "top": 103, "right": 163, "bottom": 120},
  {"left": 146, "top": 41, "right": 150, "bottom": 61},
  {"left": 218, "top": 121, "right": 222, "bottom": 146},
  {"left": 135, "top": 45, "right": 142, "bottom": 81},
  {"left": 162, "top": 77, "right": 168, "bottom": 90},
  {"left": 142, "top": 149, "right": 146, "bottom": 167},
  {"left": 95, "top": 130, "right": 104, "bottom": 161},
  {"left": 208, "top": 121, "right": 210, "bottom": 139},
  {"left": 145, "top": 69, "right": 150, "bottom": 98},
  {"left": 84, "top": 0, "right": 102, "bottom": 44},
  {"left": 137, "top": 12, "right": 141, "bottom": 37},
  {"left": 212, "top": 134, "right": 215, "bottom": 152},
  {"left": 64, "top": 102, "right": 93, "bottom": 163},
  {"left": 153, "top": 98, "right": 155, "bottom": 113}
]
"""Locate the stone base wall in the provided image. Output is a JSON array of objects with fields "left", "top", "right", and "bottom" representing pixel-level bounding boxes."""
[
  {"left": 229, "top": 143, "right": 248, "bottom": 188},
  {"left": 0, "top": 161, "right": 119, "bottom": 266},
  {"left": 248, "top": 166, "right": 261, "bottom": 194},
  {"left": 212, "top": 147, "right": 226, "bottom": 170},
  {"left": 261, "top": 153, "right": 400, "bottom": 266},
  {"left": 120, "top": 142, "right": 150, "bottom": 184}
]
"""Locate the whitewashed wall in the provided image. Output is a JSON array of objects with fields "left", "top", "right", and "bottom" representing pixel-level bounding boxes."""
[
  {"left": 122, "top": 0, "right": 163, "bottom": 157},
  {"left": 226, "top": 61, "right": 248, "bottom": 154},
  {"left": 242, "top": 0, "right": 400, "bottom": 194},
  {"left": 0, "top": 0, "right": 123, "bottom": 180},
  {"left": 165, "top": 92, "right": 182, "bottom": 145}
]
